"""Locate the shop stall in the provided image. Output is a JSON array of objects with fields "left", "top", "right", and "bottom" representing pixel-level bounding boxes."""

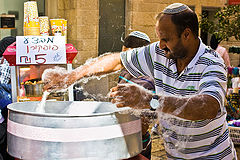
[
  {"left": 1, "top": 1, "right": 145, "bottom": 160},
  {"left": 226, "top": 46, "right": 240, "bottom": 144},
  {"left": 3, "top": 40, "right": 77, "bottom": 102}
]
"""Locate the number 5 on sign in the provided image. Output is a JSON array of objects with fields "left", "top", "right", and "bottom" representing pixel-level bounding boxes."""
[{"left": 16, "top": 36, "right": 66, "bottom": 65}]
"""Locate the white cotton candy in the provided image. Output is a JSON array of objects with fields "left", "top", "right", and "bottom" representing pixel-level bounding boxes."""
[{"left": 36, "top": 91, "right": 50, "bottom": 113}]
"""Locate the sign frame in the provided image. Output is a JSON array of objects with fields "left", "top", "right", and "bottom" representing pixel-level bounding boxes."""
[{"left": 16, "top": 36, "right": 66, "bottom": 65}]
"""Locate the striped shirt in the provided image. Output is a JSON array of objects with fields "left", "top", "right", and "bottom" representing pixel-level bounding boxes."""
[
  {"left": 120, "top": 38, "right": 237, "bottom": 159},
  {"left": 0, "top": 57, "right": 10, "bottom": 84}
]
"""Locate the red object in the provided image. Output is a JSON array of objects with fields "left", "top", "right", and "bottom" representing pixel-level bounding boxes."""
[
  {"left": 66, "top": 43, "right": 78, "bottom": 64},
  {"left": 3, "top": 43, "right": 78, "bottom": 66},
  {"left": 228, "top": 0, "right": 240, "bottom": 5}
]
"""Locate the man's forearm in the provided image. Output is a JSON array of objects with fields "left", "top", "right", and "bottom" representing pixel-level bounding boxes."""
[
  {"left": 71, "top": 52, "right": 123, "bottom": 83},
  {"left": 160, "top": 94, "right": 220, "bottom": 120}
]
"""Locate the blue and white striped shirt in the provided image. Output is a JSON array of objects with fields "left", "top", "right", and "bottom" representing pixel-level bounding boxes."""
[{"left": 120, "top": 39, "right": 237, "bottom": 159}]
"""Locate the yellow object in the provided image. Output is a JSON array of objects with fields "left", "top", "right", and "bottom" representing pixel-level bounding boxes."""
[
  {"left": 50, "top": 19, "right": 65, "bottom": 36},
  {"left": 63, "top": 20, "right": 67, "bottom": 43},
  {"left": 24, "top": 27, "right": 40, "bottom": 36},
  {"left": 23, "top": 1, "right": 40, "bottom": 36},
  {"left": 39, "top": 16, "right": 50, "bottom": 36},
  {"left": 233, "top": 88, "right": 239, "bottom": 94},
  {"left": 17, "top": 97, "right": 31, "bottom": 102},
  {"left": 62, "top": 20, "right": 67, "bottom": 36}
]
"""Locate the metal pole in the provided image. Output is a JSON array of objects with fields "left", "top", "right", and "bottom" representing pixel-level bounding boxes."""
[
  {"left": 67, "top": 64, "right": 73, "bottom": 101},
  {"left": 10, "top": 66, "right": 17, "bottom": 102}
]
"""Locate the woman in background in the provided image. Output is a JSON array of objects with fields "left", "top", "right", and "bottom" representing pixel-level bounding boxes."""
[{"left": 210, "top": 34, "right": 231, "bottom": 67}]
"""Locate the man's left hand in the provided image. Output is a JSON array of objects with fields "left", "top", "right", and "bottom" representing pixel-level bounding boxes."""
[{"left": 109, "top": 84, "right": 152, "bottom": 109}]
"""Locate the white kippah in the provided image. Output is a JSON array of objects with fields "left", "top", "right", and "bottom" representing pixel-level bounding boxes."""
[
  {"left": 163, "top": 3, "right": 189, "bottom": 14},
  {"left": 128, "top": 31, "right": 151, "bottom": 42}
]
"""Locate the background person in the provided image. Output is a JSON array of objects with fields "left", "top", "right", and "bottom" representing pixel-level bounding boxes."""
[
  {"left": 119, "top": 31, "right": 154, "bottom": 159},
  {"left": 0, "top": 36, "right": 16, "bottom": 160},
  {"left": 210, "top": 34, "right": 231, "bottom": 67},
  {"left": 43, "top": 3, "right": 236, "bottom": 159},
  {"left": 119, "top": 31, "right": 154, "bottom": 91}
]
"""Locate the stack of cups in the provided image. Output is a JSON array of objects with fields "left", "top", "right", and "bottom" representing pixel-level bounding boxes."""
[
  {"left": 63, "top": 20, "right": 67, "bottom": 43},
  {"left": 50, "top": 19, "right": 64, "bottom": 36},
  {"left": 39, "top": 16, "right": 50, "bottom": 36},
  {"left": 50, "top": 19, "right": 67, "bottom": 43},
  {"left": 24, "top": 1, "right": 40, "bottom": 36}
]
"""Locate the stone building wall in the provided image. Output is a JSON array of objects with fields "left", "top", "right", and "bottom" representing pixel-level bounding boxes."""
[
  {"left": 46, "top": 0, "right": 99, "bottom": 66},
  {"left": 125, "top": 0, "right": 227, "bottom": 42},
  {"left": 55, "top": 0, "right": 99, "bottom": 67}
]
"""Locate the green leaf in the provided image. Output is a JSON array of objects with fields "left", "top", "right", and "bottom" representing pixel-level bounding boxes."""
[{"left": 200, "top": 4, "right": 240, "bottom": 41}]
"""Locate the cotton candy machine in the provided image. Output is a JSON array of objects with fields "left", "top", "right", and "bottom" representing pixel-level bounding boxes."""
[{"left": 7, "top": 101, "right": 142, "bottom": 160}]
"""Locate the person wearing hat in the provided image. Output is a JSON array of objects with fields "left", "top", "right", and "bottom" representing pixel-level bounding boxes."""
[
  {"left": 43, "top": 3, "right": 236, "bottom": 159},
  {"left": 119, "top": 31, "right": 153, "bottom": 90},
  {"left": 119, "top": 31, "right": 154, "bottom": 159}
]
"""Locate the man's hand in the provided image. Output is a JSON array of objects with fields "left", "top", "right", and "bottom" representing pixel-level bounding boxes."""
[
  {"left": 109, "top": 84, "right": 153, "bottom": 109},
  {"left": 42, "top": 67, "right": 76, "bottom": 92}
]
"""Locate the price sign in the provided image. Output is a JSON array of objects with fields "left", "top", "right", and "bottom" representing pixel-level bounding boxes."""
[{"left": 16, "top": 36, "right": 66, "bottom": 65}]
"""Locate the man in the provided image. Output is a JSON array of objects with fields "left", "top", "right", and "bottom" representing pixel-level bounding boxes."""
[{"left": 43, "top": 3, "right": 236, "bottom": 159}]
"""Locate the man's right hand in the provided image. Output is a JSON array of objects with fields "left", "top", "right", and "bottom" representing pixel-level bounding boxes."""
[
  {"left": 42, "top": 52, "right": 123, "bottom": 92},
  {"left": 42, "top": 67, "right": 76, "bottom": 92}
]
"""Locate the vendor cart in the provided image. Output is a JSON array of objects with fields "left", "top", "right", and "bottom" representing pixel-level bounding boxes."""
[{"left": 3, "top": 37, "right": 78, "bottom": 102}]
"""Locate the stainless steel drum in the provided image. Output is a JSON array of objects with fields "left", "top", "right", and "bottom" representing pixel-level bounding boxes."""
[{"left": 7, "top": 101, "right": 142, "bottom": 160}]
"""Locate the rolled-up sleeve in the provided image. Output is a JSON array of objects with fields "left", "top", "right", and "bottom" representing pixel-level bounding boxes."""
[
  {"left": 120, "top": 42, "right": 158, "bottom": 79},
  {"left": 199, "top": 62, "right": 227, "bottom": 113}
]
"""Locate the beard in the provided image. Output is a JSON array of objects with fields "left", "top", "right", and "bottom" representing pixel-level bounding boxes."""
[{"left": 164, "top": 40, "right": 188, "bottom": 59}]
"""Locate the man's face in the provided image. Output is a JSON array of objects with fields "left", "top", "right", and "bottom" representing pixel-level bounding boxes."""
[{"left": 155, "top": 15, "right": 188, "bottom": 59}]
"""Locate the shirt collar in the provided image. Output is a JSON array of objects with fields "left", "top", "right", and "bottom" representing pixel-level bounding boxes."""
[{"left": 187, "top": 37, "right": 206, "bottom": 69}]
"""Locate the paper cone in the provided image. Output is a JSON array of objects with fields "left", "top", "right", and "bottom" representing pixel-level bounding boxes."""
[
  {"left": 23, "top": 1, "right": 40, "bottom": 36},
  {"left": 50, "top": 19, "right": 65, "bottom": 36},
  {"left": 39, "top": 16, "right": 49, "bottom": 36}
]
